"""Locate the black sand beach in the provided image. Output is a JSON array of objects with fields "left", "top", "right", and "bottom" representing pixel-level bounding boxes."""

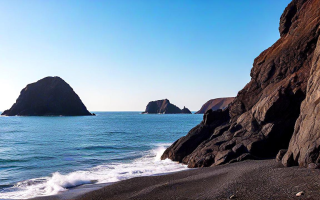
[{"left": 32, "top": 159, "right": 320, "bottom": 200}]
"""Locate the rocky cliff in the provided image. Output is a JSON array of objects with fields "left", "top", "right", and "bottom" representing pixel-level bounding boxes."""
[
  {"left": 195, "top": 97, "right": 234, "bottom": 114},
  {"left": 1, "top": 76, "right": 93, "bottom": 116},
  {"left": 162, "top": 0, "right": 320, "bottom": 168},
  {"left": 142, "top": 99, "right": 191, "bottom": 114},
  {"left": 283, "top": 23, "right": 320, "bottom": 167}
]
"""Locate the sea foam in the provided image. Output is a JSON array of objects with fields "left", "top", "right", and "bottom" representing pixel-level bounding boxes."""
[{"left": 0, "top": 144, "right": 188, "bottom": 199}]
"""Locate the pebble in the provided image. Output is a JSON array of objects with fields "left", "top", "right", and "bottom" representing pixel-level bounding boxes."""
[
  {"left": 308, "top": 163, "right": 319, "bottom": 169},
  {"left": 296, "top": 191, "right": 304, "bottom": 197}
]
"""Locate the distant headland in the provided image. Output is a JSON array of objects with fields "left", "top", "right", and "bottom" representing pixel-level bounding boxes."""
[{"left": 195, "top": 97, "right": 234, "bottom": 114}]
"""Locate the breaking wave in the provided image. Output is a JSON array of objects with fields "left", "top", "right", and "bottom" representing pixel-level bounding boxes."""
[{"left": 0, "top": 143, "right": 188, "bottom": 199}]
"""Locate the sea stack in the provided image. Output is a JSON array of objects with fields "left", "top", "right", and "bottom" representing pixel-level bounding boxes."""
[
  {"left": 162, "top": 0, "right": 320, "bottom": 168},
  {"left": 195, "top": 97, "right": 234, "bottom": 114},
  {"left": 1, "top": 76, "right": 93, "bottom": 116},
  {"left": 142, "top": 99, "right": 191, "bottom": 114}
]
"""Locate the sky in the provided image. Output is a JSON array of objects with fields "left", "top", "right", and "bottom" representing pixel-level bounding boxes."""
[{"left": 0, "top": 0, "right": 291, "bottom": 111}]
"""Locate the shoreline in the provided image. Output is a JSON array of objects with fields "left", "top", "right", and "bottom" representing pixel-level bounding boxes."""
[{"left": 31, "top": 159, "right": 320, "bottom": 200}]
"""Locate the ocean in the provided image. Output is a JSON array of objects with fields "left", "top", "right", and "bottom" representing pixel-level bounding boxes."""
[{"left": 0, "top": 112, "right": 202, "bottom": 199}]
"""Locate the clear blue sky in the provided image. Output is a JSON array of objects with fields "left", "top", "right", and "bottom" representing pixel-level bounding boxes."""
[{"left": 0, "top": 0, "right": 291, "bottom": 111}]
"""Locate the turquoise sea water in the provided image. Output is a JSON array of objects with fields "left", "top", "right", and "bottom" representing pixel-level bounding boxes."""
[{"left": 0, "top": 112, "right": 202, "bottom": 199}]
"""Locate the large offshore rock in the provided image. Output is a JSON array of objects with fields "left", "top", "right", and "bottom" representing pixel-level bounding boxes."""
[
  {"left": 162, "top": 0, "right": 320, "bottom": 168},
  {"left": 1, "top": 76, "right": 93, "bottom": 116}
]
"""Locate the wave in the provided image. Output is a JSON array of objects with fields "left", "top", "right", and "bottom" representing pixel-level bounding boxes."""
[
  {"left": 80, "top": 144, "right": 150, "bottom": 151},
  {"left": 0, "top": 143, "right": 188, "bottom": 199},
  {"left": 0, "top": 158, "right": 29, "bottom": 163}
]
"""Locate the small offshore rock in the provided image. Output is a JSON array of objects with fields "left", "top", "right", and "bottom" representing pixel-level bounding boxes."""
[
  {"left": 181, "top": 106, "right": 192, "bottom": 114},
  {"left": 142, "top": 99, "right": 191, "bottom": 114},
  {"left": 296, "top": 191, "right": 304, "bottom": 197}
]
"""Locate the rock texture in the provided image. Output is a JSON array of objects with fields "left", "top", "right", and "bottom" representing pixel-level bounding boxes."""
[
  {"left": 195, "top": 97, "right": 234, "bottom": 114},
  {"left": 142, "top": 99, "right": 191, "bottom": 114},
  {"left": 162, "top": 0, "right": 320, "bottom": 168},
  {"left": 1, "top": 76, "right": 93, "bottom": 116}
]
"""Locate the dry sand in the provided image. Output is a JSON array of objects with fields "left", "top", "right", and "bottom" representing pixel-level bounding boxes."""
[{"left": 32, "top": 159, "right": 320, "bottom": 200}]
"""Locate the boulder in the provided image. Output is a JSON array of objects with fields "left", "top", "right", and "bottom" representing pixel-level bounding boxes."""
[
  {"left": 276, "top": 149, "right": 287, "bottom": 162},
  {"left": 1, "top": 76, "right": 93, "bottom": 116},
  {"left": 161, "top": 109, "right": 230, "bottom": 167}
]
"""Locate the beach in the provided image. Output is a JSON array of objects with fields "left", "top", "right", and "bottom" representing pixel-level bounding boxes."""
[{"left": 31, "top": 159, "right": 320, "bottom": 200}]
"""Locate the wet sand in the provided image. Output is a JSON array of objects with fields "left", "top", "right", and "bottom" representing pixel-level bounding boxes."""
[{"left": 32, "top": 159, "right": 320, "bottom": 200}]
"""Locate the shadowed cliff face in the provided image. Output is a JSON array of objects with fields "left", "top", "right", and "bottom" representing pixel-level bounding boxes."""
[
  {"left": 283, "top": 35, "right": 320, "bottom": 167},
  {"left": 1, "top": 76, "right": 93, "bottom": 116},
  {"left": 162, "top": 0, "right": 320, "bottom": 168}
]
